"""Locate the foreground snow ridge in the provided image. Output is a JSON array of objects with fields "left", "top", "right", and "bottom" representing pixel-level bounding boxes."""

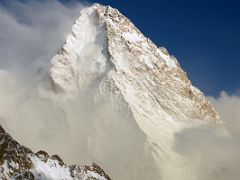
[{"left": 0, "top": 125, "right": 111, "bottom": 179}]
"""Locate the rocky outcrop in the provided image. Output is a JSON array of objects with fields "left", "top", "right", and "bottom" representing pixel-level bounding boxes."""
[{"left": 0, "top": 125, "right": 111, "bottom": 180}]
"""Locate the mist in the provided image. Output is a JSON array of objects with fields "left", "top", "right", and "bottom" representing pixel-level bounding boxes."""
[
  {"left": 0, "top": 0, "right": 83, "bottom": 80},
  {"left": 0, "top": 1, "right": 240, "bottom": 180},
  {"left": 172, "top": 92, "right": 240, "bottom": 180},
  {"left": 0, "top": 1, "right": 160, "bottom": 179}
]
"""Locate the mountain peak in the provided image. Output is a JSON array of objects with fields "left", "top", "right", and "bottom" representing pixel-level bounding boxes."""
[
  {"left": 50, "top": 4, "right": 220, "bottom": 122},
  {"left": 46, "top": 6, "right": 222, "bottom": 178},
  {"left": 9, "top": 4, "right": 223, "bottom": 179}
]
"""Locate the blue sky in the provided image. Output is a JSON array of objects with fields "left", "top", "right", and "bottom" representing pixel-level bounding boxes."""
[
  {"left": 1, "top": 0, "right": 240, "bottom": 96},
  {"left": 73, "top": 0, "right": 240, "bottom": 97}
]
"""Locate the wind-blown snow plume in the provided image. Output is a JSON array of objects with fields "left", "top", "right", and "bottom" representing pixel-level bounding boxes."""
[
  {"left": 0, "top": 0, "right": 85, "bottom": 156},
  {"left": 0, "top": 0, "right": 84, "bottom": 72},
  {"left": 0, "top": 1, "right": 159, "bottom": 179}
]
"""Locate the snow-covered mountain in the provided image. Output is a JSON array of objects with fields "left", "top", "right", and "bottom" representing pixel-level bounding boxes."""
[
  {"left": 44, "top": 4, "right": 221, "bottom": 179},
  {"left": 0, "top": 125, "right": 111, "bottom": 179},
  {"left": 0, "top": 3, "right": 221, "bottom": 180},
  {"left": 50, "top": 4, "right": 219, "bottom": 122}
]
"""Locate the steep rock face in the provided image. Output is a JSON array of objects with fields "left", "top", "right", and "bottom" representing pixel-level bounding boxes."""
[
  {"left": 0, "top": 3, "right": 221, "bottom": 180},
  {"left": 44, "top": 3, "right": 223, "bottom": 180},
  {"left": 0, "top": 125, "right": 111, "bottom": 180},
  {"left": 50, "top": 4, "right": 219, "bottom": 122},
  {"left": 47, "top": 5, "right": 221, "bottom": 179}
]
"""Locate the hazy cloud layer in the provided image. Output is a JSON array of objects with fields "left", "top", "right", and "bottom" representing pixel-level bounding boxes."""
[
  {"left": 173, "top": 92, "right": 240, "bottom": 180},
  {"left": 0, "top": 0, "right": 85, "bottom": 152},
  {"left": 0, "top": 1, "right": 160, "bottom": 179},
  {"left": 0, "top": 0, "right": 83, "bottom": 77}
]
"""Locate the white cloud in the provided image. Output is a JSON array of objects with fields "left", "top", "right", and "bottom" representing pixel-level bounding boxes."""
[
  {"left": 172, "top": 92, "right": 240, "bottom": 180},
  {"left": 0, "top": 0, "right": 83, "bottom": 75},
  {"left": 0, "top": 2, "right": 160, "bottom": 180}
]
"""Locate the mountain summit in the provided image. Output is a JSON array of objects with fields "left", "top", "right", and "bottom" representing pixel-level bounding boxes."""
[
  {"left": 46, "top": 4, "right": 221, "bottom": 179},
  {"left": 51, "top": 3, "right": 219, "bottom": 122},
  {"left": 0, "top": 3, "right": 221, "bottom": 180}
]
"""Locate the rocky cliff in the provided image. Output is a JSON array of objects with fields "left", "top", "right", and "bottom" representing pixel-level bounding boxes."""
[{"left": 0, "top": 125, "right": 110, "bottom": 180}]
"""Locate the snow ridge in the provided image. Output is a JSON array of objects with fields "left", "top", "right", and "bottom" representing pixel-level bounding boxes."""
[
  {"left": 50, "top": 3, "right": 219, "bottom": 122},
  {"left": 46, "top": 4, "right": 221, "bottom": 180},
  {"left": 0, "top": 125, "right": 110, "bottom": 180},
  {"left": 0, "top": 3, "right": 221, "bottom": 180}
]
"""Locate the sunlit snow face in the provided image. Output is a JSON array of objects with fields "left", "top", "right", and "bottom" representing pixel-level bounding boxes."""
[{"left": 78, "top": 43, "right": 107, "bottom": 74}]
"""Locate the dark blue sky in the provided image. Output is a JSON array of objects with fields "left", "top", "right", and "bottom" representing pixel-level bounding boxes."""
[
  {"left": 73, "top": 0, "right": 240, "bottom": 97},
  {"left": 2, "top": 0, "right": 240, "bottom": 96}
]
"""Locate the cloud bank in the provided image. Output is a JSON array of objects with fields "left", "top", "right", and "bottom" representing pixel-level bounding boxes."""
[
  {"left": 0, "top": 0, "right": 83, "bottom": 77},
  {"left": 173, "top": 92, "right": 240, "bottom": 180}
]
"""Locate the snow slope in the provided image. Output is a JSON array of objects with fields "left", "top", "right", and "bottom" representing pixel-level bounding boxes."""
[
  {"left": 0, "top": 3, "right": 222, "bottom": 180},
  {"left": 50, "top": 4, "right": 219, "bottom": 122},
  {"left": 45, "top": 4, "right": 221, "bottom": 180},
  {"left": 0, "top": 125, "right": 110, "bottom": 180}
]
